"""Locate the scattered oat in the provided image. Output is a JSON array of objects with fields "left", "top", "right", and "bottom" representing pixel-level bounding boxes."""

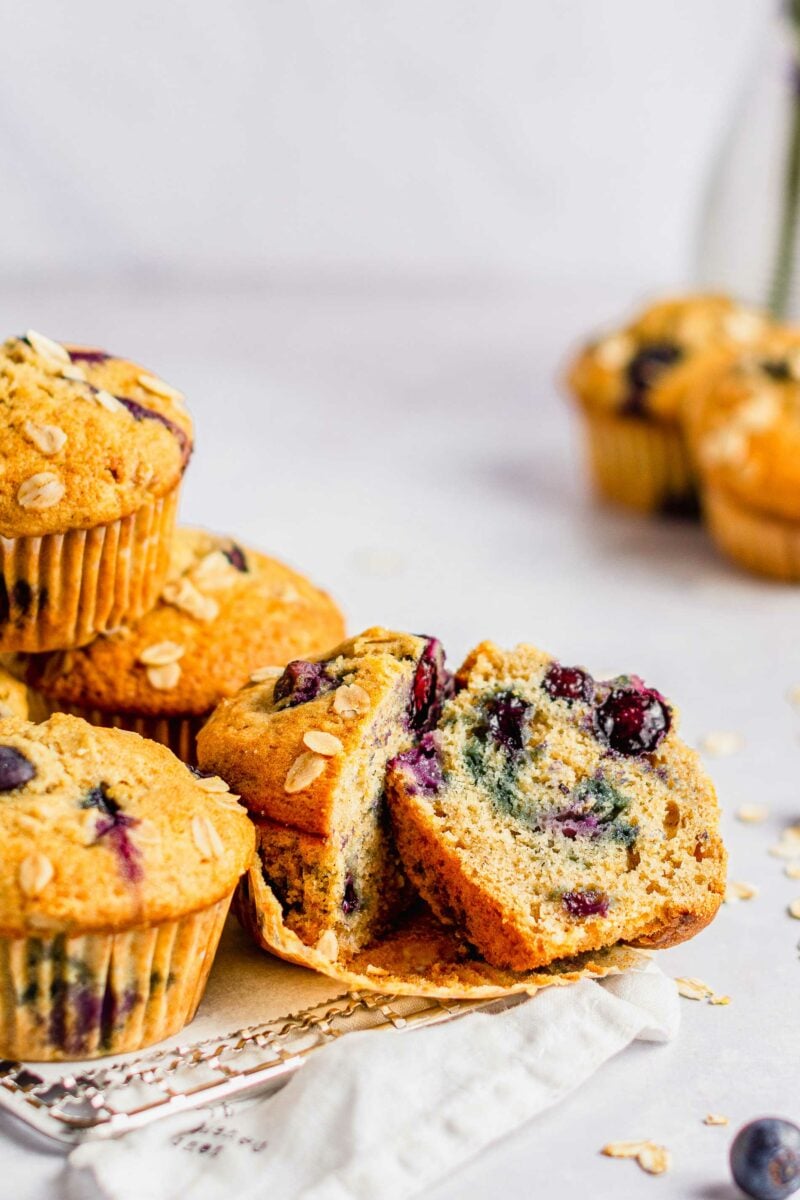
[
  {"left": 785, "top": 863, "right": 800, "bottom": 879},
  {"left": 769, "top": 827, "right": 800, "bottom": 858},
  {"left": 17, "top": 472, "right": 65, "bottom": 509},
  {"left": 736, "top": 804, "right": 768, "bottom": 824},
  {"left": 699, "top": 731, "right": 743, "bottom": 757},
  {"left": 194, "top": 775, "right": 230, "bottom": 794},
  {"left": 161, "top": 577, "right": 219, "bottom": 623},
  {"left": 787, "top": 684, "right": 800, "bottom": 707},
  {"left": 146, "top": 662, "right": 182, "bottom": 690},
  {"left": 601, "top": 1141, "right": 670, "bottom": 1175},
  {"left": 333, "top": 684, "right": 371, "bottom": 718},
  {"left": 138, "top": 641, "right": 185, "bottom": 667},
  {"left": 725, "top": 880, "right": 759, "bottom": 903},
  {"left": 191, "top": 550, "right": 240, "bottom": 590},
  {"left": 250, "top": 665, "right": 285, "bottom": 683},
  {"left": 675, "top": 976, "right": 729, "bottom": 1004},
  {"left": 191, "top": 815, "right": 224, "bottom": 860},
  {"left": 23, "top": 420, "right": 67, "bottom": 456},
  {"left": 137, "top": 372, "right": 184, "bottom": 402},
  {"left": 701, "top": 426, "right": 747, "bottom": 467},
  {"left": 736, "top": 392, "right": 779, "bottom": 433},
  {"left": 284, "top": 752, "right": 326, "bottom": 794},
  {"left": 273, "top": 583, "right": 300, "bottom": 604},
  {"left": 303, "top": 730, "right": 344, "bottom": 757},
  {"left": 788, "top": 899, "right": 800, "bottom": 919},
  {"left": 59, "top": 364, "right": 86, "bottom": 382},
  {"left": 725, "top": 310, "right": 766, "bottom": 342},
  {"left": 26, "top": 329, "right": 70, "bottom": 363},
  {"left": 315, "top": 930, "right": 339, "bottom": 961},
  {"left": 704, "top": 1114, "right": 729, "bottom": 1126},
  {"left": 594, "top": 333, "right": 634, "bottom": 370},
  {"left": 18, "top": 852, "right": 54, "bottom": 897}
]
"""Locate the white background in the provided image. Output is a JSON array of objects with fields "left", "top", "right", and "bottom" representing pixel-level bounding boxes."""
[{"left": 3, "top": 4, "right": 798, "bottom": 1199}]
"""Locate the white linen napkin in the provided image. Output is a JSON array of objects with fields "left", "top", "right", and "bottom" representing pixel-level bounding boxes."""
[{"left": 65, "top": 963, "right": 678, "bottom": 1200}]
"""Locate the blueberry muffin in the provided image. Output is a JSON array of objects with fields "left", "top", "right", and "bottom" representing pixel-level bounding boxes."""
[
  {"left": 387, "top": 642, "right": 725, "bottom": 971},
  {"left": 0, "top": 332, "right": 193, "bottom": 651},
  {"left": 0, "top": 662, "right": 29, "bottom": 720},
  {"left": 197, "top": 628, "right": 451, "bottom": 957},
  {"left": 567, "top": 295, "right": 765, "bottom": 514},
  {"left": 19, "top": 527, "right": 345, "bottom": 763},
  {"left": 682, "top": 329, "right": 800, "bottom": 580},
  {"left": 0, "top": 713, "right": 253, "bottom": 1060}
]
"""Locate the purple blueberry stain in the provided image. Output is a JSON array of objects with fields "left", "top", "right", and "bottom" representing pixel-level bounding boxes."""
[
  {"left": 593, "top": 681, "right": 671, "bottom": 756},
  {"left": 542, "top": 663, "right": 595, "bottom": 705},
  {"left": 81, "top": 783, "right": 143, "bottom": 884},
  {"left": 391, "top": 733, "right": 444, "bottom": 796},
  {"left": 65, "top": 347, "right": 112, "bottom": 364},
  {"left": 341, "top": 874, "right": 360, "bottom": 915},
  {"left": 622, "top": 342, "right": 683, "bottom": 416},
  {"left": 545, "top": 774, "right": 637, "bottom": 848},
  {"left": 562, "top": 889, "right": 609, "bottom": 920},
  {"left": 273, "top": 660, "right": 336, "bottom": 707},
  {"left": 408, "top": 636, "right": 450, "bottom": 733},
  {"left": 0, "top": 746, "right": 35, "bottom": 792},
  {"left": 113, "top": 394, "right": 192, "bottom": 466}
]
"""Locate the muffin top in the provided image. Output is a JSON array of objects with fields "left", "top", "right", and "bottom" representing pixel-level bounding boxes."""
[
  {"left": 567, "top": 295, "right": 766, "bottom": 421},
  {"left": 0, "top": 332, "right": 193, "bottom": 538},
  {"left": 683, "top": 328, "right": 800, "bottom": 520},
  {"left": 0, "top": 713, "right": 254, "bottom": 937},
  {"left": 21, "top": 527, "right": 346, "bottom": 717},
  {"left": 0, "top": 665, "right": 28, "bottom": 720}
]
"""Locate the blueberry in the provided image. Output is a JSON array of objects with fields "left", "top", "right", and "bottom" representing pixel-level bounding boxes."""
[
  {"left": 81, "top": 783, "right": 142, "bottom": 884},
  {"left": 761, "top": 359, "right": 792, "bottom": 382},
  {"left": 113, "top": 395, "right": 192, "bottom": 465},
  {"left": 341, "top": 874, "right": 359, "bottom": 914},
  {"left": 483, "top": 691, "right": 531, "bottom": 754},
  {"left": 391, "top": 733, "right": 443, "bottom": 796},
  {"left": 408, "top": 637, "right": 450, "bottom": 733},
  {"left": 543, "top": 663, "right": 595, "bottom": 705},
  {"left": 730, "top": 1119, "right": 800, "bottom": 1200},
  {"left": 66, "top": 348, "right": 111, "bottom": 363},
  {"left": 273, "top": 660, "right": 335, "bottom": 707},
  {"left": 0, "top": 746, "right": 35, "bottom": 791},
  {"left": 623, "top": 342, "right": 683, "bottom": 415},
  {"left": 594, "top": 684, "right": 671, "bottom": 756},
  {"left": 221, "top": 543, "right": 248, "bottom": 572},
  {"left": 562, "top": 889, "right": 609, "bottom": 919}
]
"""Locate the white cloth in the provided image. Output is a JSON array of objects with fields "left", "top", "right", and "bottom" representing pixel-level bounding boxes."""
[{"left": 64, "top": 964, "right": 678, "bottom": 1200}]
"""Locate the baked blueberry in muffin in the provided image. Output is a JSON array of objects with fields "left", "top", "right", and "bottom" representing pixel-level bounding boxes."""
[{"left": 387, "top": 641, "right": 725, "bottom": 971}]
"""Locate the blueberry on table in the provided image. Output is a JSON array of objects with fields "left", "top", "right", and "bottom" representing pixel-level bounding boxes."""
[
  {"left": 0, "top": 745, "right": 35, "bottom": 791},
  {"left": 730, "top": 1119, "right": 800, "bottom": 1200}
]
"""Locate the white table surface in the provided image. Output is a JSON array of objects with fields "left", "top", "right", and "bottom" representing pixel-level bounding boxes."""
[{"left": 2, "top": 276, "right": 799, "bottom": 1199}]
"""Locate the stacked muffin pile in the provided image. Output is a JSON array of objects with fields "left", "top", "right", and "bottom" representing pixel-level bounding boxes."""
[
  {"left": 567, "top": 293, "right": 800, "bottom": 581},
  {"left": 0, "top": 329, "right": 727, "bottom": 1062},
  {"left": 0, "top": 331, "right": 342, "bottom": 1059}
]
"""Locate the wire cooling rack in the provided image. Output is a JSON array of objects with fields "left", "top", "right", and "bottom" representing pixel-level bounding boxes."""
[{"left": 0, "top": 989, "right": 519, "bottom": 1146}]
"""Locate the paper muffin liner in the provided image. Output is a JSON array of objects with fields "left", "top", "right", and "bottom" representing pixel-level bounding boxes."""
[
  {"left": 0, "top": 895, "right": 231, "bottom": 1061},
  {"left": 0, "top": 483, "right": 180, "bottom": 653},
  {"left": 703, "top": 486, "right": 800, "bottom": 581},
  {"left": 32, "top": 697, "right": 209, "bottom": 766},
  {"left": 235, "top": 866, "right": 650, "bottom": 1000},
  {"left": 582, "top": 412, "right": 697, "bottom": 515}
]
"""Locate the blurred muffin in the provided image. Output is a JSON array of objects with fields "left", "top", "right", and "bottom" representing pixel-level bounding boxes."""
[
  {"left": 20, "top": 527, "right": 346, "bottom": 763},
  {"left": 0, "top": 663, "right": 28, "bottom": 720},
  {"left": 683, "top": 328, "right": 800, "bottom": 580},
  {"left": 0, "top": 713, "right": 253, "bottom": 1060},
  {"left": 0, "top": 332, "right": 193, "bottom": 651},
  {"left": 567, "top": 295, "right": 766, "bottom": 514}
]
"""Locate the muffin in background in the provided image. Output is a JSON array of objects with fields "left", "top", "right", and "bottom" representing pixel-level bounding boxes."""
[
  {"left": 0, "top": 332, "right": 192, "bottom": 652},
  {"left": 566, "top": 295, "right": 766, "bottom": 514},
  {"left": 0, "top": 663, "right": 29, "bottom": 720},
  {"left": 683, "top": 328, "right": 800, "bottom": 580},
  {"left": 0, "top": 713, "right": 254, "bottom": 1060},
  {"left": 19, "top": 527, "right": 346, "bottom": 763}
]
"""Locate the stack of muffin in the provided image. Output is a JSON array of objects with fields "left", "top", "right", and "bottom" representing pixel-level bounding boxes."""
[
  {"left": 567, "top": 294, "right": 800, "bottom": 581},
  {"left": 0, "top": 331, "right": 344, "bottom": 1060}
]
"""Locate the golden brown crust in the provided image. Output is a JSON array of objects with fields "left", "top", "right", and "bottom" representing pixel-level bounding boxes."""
[
  {"left": 0, "top": 713, "right": 254, "bottom": 937},
  {"left": 197, "top": 627, "right": 427, "bottom": 834},
  {"left": 0, "top": 335, "right": 192, "bottom": 537},
  {"left": 567, "top": 294, "right": 766, "bottom": 422},
  {"left": 20, "top": 528, "right": 345, "bottom": 717}
]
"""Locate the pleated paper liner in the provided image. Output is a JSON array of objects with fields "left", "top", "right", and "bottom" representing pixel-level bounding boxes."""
[
  {"left": 704, "top": 485, "right": 800, "bottom": 581},
  {"left": 32, "top": 698, "right": 208, "bottom": 766},
  {"left": 237, "top": 867, "right": 650, "bottom": 1001},
  {"left": 0, "top": 894, "right": 231, "bottom": 1061},
  {"left": 583, "top": 412, "right": 697, "bottom": 516},
  {"left": 0, "top": 484, "right": 180, "bottom": 653}
]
